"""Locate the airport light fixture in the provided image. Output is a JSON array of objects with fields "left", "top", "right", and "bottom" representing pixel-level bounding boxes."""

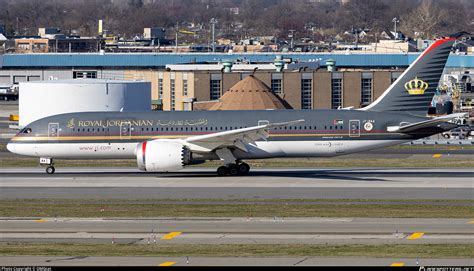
[
  {"left": 392, "top": 17, "right": 400, "bottom": 37},
  {"left": 210, "top": 18, "right": 218, "bottom": 53}
]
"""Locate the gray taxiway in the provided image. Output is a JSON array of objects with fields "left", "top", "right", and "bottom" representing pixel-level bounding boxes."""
[
  {"left": 0, "top": 167, "right": 472, "bottom": 200},
  {"left": 1, "top": 217, "right": 473, "bottom": 245},
  {"left": 1, "top": 256, "right": 472, "bottom": 266}
]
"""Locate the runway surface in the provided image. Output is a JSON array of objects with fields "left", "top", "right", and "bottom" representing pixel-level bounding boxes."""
[
  {"left": 0, "top": 167, "right": 472, "bottom": 200},
  {"left": 1, "top": 217, "right": 472, "bottom": 245},
  {"left": 1, "top": 256, "right": 472, "bottom": 266},
  {"left": 1, "top": 166, "right": 472, "bottom": 267}
]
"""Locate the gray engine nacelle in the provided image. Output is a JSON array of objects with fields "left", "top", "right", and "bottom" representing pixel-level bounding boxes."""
[{"left": 136, "top": 140, "right": 191, "bottom": 172}]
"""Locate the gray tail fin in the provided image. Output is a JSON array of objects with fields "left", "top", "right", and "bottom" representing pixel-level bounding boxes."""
[{"left": 362, "top": 38, "right": 456, "bottom": 116}]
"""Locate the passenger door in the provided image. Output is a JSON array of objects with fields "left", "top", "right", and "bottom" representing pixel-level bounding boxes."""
[
  {"left": 120, "top": 121, "right": 131, "bottom": 140},
  {"left": 349, "top": 120, "right": 360, "bottom": 137},
  {"left": 48, "top": 123, "right": 59, "bottom": 140}
]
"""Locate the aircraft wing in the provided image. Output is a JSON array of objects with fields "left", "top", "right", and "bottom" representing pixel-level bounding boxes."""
[
  {"left": 182, "top": 119, "right": 305, "bottom": 152},
  {"left": 387, "top": 113, "right": 467, "bottom": 133}
]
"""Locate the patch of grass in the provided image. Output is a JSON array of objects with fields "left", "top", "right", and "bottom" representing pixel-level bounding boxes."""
[
  {"left": 0, "top": 243, "right": 472, "bottom": 258},
  {"left": 1, "top": 199, "right": 472, "bottom": 218}
]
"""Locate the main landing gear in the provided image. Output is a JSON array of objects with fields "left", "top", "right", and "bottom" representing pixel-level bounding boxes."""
[
  {"left": 40, "top": 158, "right": 55, "bottom": 174},
  {"left": 217, "top": 162, "right": 250, "bottom": 176}
]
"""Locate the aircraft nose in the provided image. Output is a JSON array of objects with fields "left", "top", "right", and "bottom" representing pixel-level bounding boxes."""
[{"left": 6, "top": 142, "right": 15, "bottom": 153}]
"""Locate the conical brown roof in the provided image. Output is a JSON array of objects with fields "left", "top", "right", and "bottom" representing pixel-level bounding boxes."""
[{"left": 209, "top": 75, "right": 292, "bottom": 110}]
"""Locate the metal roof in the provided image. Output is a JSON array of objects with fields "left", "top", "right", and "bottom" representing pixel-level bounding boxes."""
[{"left": 0, "top": 52, "right": 472, "bottom": 68}]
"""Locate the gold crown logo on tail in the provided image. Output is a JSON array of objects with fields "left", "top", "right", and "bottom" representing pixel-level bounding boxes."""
[{"left": 404, "top": 77, "right": 428, "bottom": 95}]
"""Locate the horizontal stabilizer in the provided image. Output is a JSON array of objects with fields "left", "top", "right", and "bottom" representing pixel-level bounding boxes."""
[{"left": 387, "top": 113, "right": 467, "bottom": 133}]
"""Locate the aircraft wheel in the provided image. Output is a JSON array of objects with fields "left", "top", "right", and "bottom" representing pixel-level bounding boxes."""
[
  {"left": 228, "top": 164, "right": 239, "bottom": 176},
  {"left": 217, "top": 166, "right": 228, "bottom": 176},
  {"left": 238, "top": 163, "right": 250, "bottom": 175},
  {"left": 46, "top": 166, "right": 55, "bottom": 174}
]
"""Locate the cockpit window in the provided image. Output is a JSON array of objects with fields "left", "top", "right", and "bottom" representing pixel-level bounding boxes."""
[{"left": 20, "top": 128, "right": 32, "bottom": 134}]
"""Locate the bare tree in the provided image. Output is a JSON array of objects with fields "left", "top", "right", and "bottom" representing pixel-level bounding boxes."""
[
  {"left": 399, "top": 0, "right": 448, "bottom": 39},
  {"left": 0, "top": 0, "right": 471, "bottom": 41}
]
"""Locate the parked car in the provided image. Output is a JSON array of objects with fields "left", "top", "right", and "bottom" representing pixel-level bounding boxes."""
[{"left": 442, "top": 125, "right": 472, "bottom": 139}]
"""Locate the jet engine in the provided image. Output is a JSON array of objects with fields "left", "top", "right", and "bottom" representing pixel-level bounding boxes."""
[{"left": 136, "top": 140, "right": 191, "bottom": 172}]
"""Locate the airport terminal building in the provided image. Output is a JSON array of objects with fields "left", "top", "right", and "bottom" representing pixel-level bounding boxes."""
[{"left": 0, "top": 53, "right": 472, "bottom": 111}]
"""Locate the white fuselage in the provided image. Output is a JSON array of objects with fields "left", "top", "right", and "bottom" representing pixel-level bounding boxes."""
[{"left": 8, "top": 139, "right": 408, "bottom": 160}]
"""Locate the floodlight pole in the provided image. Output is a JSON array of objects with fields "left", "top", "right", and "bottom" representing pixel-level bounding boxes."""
[
  {"left": 210, "top": 18, "right": 217, "bottom": 53},
  {"left": 392, "top": 17, "right": 400, "bottom": 38},
  {"left": 175, "top": 22, "right": 178, "bottom": 53}
]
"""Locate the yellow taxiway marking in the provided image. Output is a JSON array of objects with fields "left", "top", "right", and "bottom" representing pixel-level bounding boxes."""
[
  {"left": 390, "top": 262, "right": 405, "bottom": 267},
  {"left": 159, "top": 262, "right": 177, "bottom": 266},
  {"left": 33, "top": 220, "right": 46, "bottom": 223},
  {"left": 161, "top": 232, "right": 182, "bottom": 240},
  {"left": 432, "top": 154, "right": 442, "bottom": 158},
  {"left": 468, "top": 220, "right": 474, "bottom": 224},
  {"left": 408, "top": 232, "right": 424, "bottom": 240}
]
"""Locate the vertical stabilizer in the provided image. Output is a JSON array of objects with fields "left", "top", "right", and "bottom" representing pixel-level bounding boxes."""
[{"left": 362, "top": 38, "right": 455, "bottom": 116}]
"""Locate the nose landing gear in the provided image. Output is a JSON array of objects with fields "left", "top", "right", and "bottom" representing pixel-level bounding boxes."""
[
  {"left": 40, "top": 158, "right": 55, "bottom": 174},
  {"left": 46, "top": 166, "right": 55, "bottom": 174}
]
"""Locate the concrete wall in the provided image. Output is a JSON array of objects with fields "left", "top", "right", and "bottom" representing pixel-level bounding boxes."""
[
  {"left": 343, "top": 72, "right": 361, "bottom": 108},
  {"left": 373, "top": 71, "right": 392, "bottom": 100},
  {"left": 283, "top": 72, "right": 301, "bottom": 109},
  {"left": 193, "top": 72, "right": 211, "bottom": 102},
  {"left": 222, "top": 72, "right": 240, "bottom": 94},
  {"left": 1, "top": 68, "right": 399, "bottom": 111},
  {"left": 313, "top": 71, "right": 332, "bottom": 109},
  {"left": 253, "top": 72, "right": 271, "bottom": 88}
]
